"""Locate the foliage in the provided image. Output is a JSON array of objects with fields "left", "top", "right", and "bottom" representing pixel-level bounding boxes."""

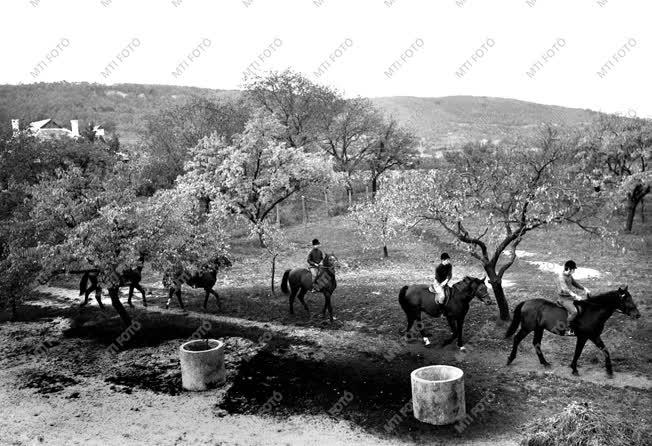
[
  {"left": 577, "top": 114, "right": 652, "bottom": 231},
  {"left": 248, "top": 220, "right": 288, "bottom": 293},
  {"left": 386, "top": 126, "right": 604, "bottom": 319},
  {"left": 136, "top": 95, "right": 251, "bottom": 194},
  {"left": 180, "top": 110, "right": 333, "bottom": 230},
  {"left": 244, "top": 69, "right": 340, "bottom": 148},
  {"left": 348, "top": 191, "right": 404, "bottom": 257},
  {"left": 320, "top": 97, "right": 381, "bottom": 179}
]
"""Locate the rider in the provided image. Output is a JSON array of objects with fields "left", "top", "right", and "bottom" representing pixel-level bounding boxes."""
[
  {"left": 557, "top": 260, "right": 591, "bottom": 336},
  {"left": 307, "top": 239, "right": 324, "bottom": 291},
  {"left": 429, "top": 253, "right": 452, "bottom": 305}
]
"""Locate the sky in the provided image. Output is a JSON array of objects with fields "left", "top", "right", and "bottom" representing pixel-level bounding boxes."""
[{"left": 1, "top": 0, "right": 650, "bottom": 117}]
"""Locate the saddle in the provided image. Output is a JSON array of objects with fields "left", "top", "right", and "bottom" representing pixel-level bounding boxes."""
[{"left": 554, "top": 299, "right": 582, "bottom": 308}]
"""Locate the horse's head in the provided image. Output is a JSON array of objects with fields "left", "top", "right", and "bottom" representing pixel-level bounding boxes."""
[
  {"left": 209, "top": 255, "right": 232, "bottom": 270},
  {"left": 468, "top": 276, "right": 493, "bottom": 305},
  {"left": 323, "top": 253, "right": 340, "bottom": 269},
  {"left": 616, "top": 286, "right": 641, "bottom": 319}
]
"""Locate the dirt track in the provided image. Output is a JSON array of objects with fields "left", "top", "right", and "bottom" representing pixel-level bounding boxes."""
[{"left": 1, "top": 282, "right": 649, "bottom": 445}]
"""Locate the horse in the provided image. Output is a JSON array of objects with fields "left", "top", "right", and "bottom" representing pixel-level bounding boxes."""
[
  {"left": 78, "top": 257, "right": 147, "bottom": 309},
  {"left": 281, "top": 253, "right": 339, "bottom": 323},
  {"left": 163, "top": 255, "right": 232, "bottom": 311},
  {"left": 398, "top": 276, "right": 494, "bottom": 350},
  {"left": 505, "top": 286, "right": 641, "bottom": 377}
]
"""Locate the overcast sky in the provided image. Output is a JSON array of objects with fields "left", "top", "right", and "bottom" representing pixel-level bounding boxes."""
[{"left": 1, "top": 0, "right": 650, "bottom": 116}]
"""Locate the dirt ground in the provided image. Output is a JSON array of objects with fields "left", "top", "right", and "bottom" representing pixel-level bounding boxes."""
[{"left": 1, "top": 216, "right": 650, "bottom": 445}]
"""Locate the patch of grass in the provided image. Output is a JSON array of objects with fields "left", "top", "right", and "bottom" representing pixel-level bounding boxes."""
[{"left": 521, "top": 401, "right": 651, "bottom": 446}]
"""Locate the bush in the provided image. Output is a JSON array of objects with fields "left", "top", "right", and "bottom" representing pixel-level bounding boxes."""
[
  {"left": 521, "top": 401, "right": 650, "bottom": 446},
  {"left": 327, "top": 203, "right": 349, "bottom": 217}
]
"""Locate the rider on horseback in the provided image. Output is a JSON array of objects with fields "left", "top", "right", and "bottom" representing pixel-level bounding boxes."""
[
  {"left": 429, "top": 253, "right": 452, "bottom": 305},
  {"left": 307, "top": 239, "right": 324, "bottom": 291},
  {"left": 557, "top": 260, "right": 591, "bottom": 336}
]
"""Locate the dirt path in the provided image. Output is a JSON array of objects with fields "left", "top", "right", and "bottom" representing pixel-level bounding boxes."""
[
  {"left": 37, "top": 285, "right": 652, "bottom": 392},
  {"left": 2, "top": 287, "right": 527, "bottom": 446}
]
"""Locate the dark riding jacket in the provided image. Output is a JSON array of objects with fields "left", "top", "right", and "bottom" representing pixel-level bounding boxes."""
[
  {"left": 308, "top": 248, "right": 324, "bottom": 267},
  {"left": 435, "top": 263, "right": 452, "bottom": 285}
]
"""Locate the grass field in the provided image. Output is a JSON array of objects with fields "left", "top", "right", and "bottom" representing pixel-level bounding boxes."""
[{"left": 0, "top": 210, "right": 650, "bottom": 445}]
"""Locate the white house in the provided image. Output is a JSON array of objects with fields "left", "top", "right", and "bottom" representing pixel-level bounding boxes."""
[{"left": 10, "top": 119, "right": 105, "bottom": 140}]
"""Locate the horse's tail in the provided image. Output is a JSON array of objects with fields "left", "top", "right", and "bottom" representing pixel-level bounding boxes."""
[
  {"left": 505, "top": 301, "right": 525, "bottom": 338},
  {"left": 281, "top": 269, "right": 291, "bottom": 294},
  {"left": 398, "top": 285, "right": 409, "bottom": 312},
  {"left": 79, "top": 272, "right": 89, "bottom": 296}
]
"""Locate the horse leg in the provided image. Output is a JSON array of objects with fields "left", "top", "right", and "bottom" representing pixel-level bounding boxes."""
[
  {"left": 533, "top": 327, "right": 551, "bottom": 367},
  {"left": 442, "top": 316, "right": 457, "bottom": 346},
  {"left": 82, "top": 281, "right": 98, "bottom": 306},
  {"left": 202, "top": 289, "right": 211, "bottom": 310},
  {"left": 134, "top": 284, "right": 147, "bottom": 307},
  {"left": 455, "top": 318, "right": 466, "bottom": 350},
  {"left": 297, "top": 289, "right": 310, "bottom": 317},
  {"left": 165, "top": 288, "right": 174, "bottom": 309},
  {"left": 507, "top": 328, "right": 530, "bottom": 365},
  {"left": 209, "top": 289, "right": 221, "bottom": 311},
  {"left": 95, "top": 286, "right": 104, "bottom": 310},
  {"left": 590, "top": 336, "right": 613, "bottom": 377},
  {"left": 176, "top": 288, "right": 185, "bottom": 311},
  {"left": 414, "top": 316, "right": 430, "bottom": 347},
  {"left": 322, "top": 292, "right": 334, "bottom": 323},
  {"left": 289, "top": 287, "right": 298, "bottom": 315},
  {"left": 128, "top": 285, "right": 135, "bottom": 308},
  {"left": 570, "top": 335, "right": 588, "bottom": 376}
]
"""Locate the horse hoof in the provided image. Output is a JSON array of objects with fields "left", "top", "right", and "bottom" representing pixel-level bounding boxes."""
[
  {"left": 542, "top": 362, "right": 551, "bottom": 368},
  {"left": 459, "top": 346, "right": 466, "bottom": 352},
  {"left": 607, "top": 371, "right": 614, "bottom": 378},
  {"left": 572, "top": 370, "right": 579, "bottom": 376}
]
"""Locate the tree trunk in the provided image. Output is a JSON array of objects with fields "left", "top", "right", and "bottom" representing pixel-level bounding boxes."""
[
  {"left": 484, "top": 264, "right": 510, "bottom": 320},
  {"left": 271, "top": 254, "right": 277, "bottom": 295},
  {"left": 109, "top": 287, "right": 132, "bottom": 326},
  {"left": 371, "top": 175, "right": 379, "bottom": 198},
  {"left": 383, "top": 245, "right": 388, "bottom": 258},
  {"left": 625, "top": 198, "right": 638, "bottom": 232},
  {"left": 626, "top": 185, "right": 650, "bottom": 231}
]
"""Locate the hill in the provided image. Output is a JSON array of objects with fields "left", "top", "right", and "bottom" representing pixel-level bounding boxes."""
[
  {"left": 0, "top": 82, "right": 238, "bottom": 145},
  {"left": 0, "top": 83, "right": 600, "bottom": 149},
  {"left": 370, "top": 95, "right": 600, "bottom": 148}
]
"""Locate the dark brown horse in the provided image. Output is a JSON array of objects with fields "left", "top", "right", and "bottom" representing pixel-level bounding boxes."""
[
  {"left": 505, "top": 286, "right": 641, "bottom": 376},
  {"left": 163, "top": 255, "right": 232, "bottom": 311},
  {"left": 398, "top": 276, "right": 493, "bottom": 350},
  {"left": 281, "top": 254, "right": 339, "bottom": 323},
  {"left": 79, "top": 256, "right": 147, "bottom": 309}
]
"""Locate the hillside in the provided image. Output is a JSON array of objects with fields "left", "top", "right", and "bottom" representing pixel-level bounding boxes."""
[
  {"left": 0, "top": 83, "right": 238, "bottom": 145},
  {"left": 370, "top": 96, "right": 600, "bottom": 147},
  {"left": 0, "top": 83, "right": 600, "bottom": 149}
]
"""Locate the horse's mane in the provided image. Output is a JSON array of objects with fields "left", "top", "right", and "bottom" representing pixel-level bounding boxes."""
[
  {"left": 452, "top": 276, "right": 479, "bottom": 290},
  {"left": 579, "top": 290, "right": 621, "bottom": 306}
]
